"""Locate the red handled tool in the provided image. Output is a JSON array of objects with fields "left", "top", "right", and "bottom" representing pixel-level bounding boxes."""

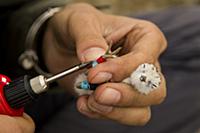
[
  {"left": 0, "top": 74, "right": 24, "bottom": 116},
  {"left": 0, "top": 61, "right": 98, "bottom": 116}
]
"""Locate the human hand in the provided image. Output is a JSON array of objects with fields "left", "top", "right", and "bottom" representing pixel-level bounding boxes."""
[
  {"left": 0, "top": 113, "right": 35, "bottom": 133},
  {"left": 43, "top": 3, "right": 167, "bottom": 125}
]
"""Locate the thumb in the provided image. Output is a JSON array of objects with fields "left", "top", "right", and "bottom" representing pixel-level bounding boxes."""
[
  {"left": 78, "top": 41, "right": 107, "bottom": 62},
  {"left": 66, "top": 6, "right": 108, "bottom": 62},
  {"left": 72, "top": 25, "right": 108, "bottom": 62}
]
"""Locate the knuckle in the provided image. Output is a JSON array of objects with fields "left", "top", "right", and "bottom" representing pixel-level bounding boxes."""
[
  {"left": 141, "top": 20, "right": 156, "bottom": 27},
  {"left": 139, "top": 20, "right": 158, "bottom": 32},
  {"left": 140, "top": 20, "right": 167, "bottom": 52}
]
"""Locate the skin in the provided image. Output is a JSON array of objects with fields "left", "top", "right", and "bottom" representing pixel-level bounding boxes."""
[
  {"left": 0, "top": 113, "right": 35, "bottom": 133},
  {"left": 42, "top": 3, "right": 167, "bottom": 126},
  {"left": 1, "top": 3, "right": 167, "bottom": 132}
]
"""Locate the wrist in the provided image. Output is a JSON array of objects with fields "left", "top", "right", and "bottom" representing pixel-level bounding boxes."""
[{"left": 18, "top": 7, "right": 62, "bottom": 77}]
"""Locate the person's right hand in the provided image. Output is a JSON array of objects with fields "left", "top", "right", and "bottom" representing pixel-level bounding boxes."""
[
  {"left": 0, "top": 113, "right": 35, "bottom": 133},
  {"left": 42, "top": 3, "right": 167, "bottom": 126}
]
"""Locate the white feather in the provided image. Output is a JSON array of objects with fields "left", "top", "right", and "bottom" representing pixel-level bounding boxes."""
[{"left": 123, "top": 63, "right": 161, "bottom": 95}]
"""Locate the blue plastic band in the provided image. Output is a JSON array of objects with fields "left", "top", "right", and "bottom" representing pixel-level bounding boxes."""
[
  {"left": 80, "top": 80, "right": 90, "bottom": 90},
  {"left": 92, "top": 61, "right": 98, "bottom": 67}
]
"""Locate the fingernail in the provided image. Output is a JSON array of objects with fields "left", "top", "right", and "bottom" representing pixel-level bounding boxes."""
[
  {"left": 90, "top": 101, "right": 113, "bottom": 114},
  {"left": 91, "top": 72, "right": 112, "bottom": 83},
  {"left": 79, "top": 102, "right": 96, "bottom": 117},
  {"left": 98, "top": 88, "right": 121, "bottom": 105},
  {"left": 79, "top": 102, "right": 91, "bottom": 113},
  {"left": 82, "top": 47, "right": 105, "bottom": 61}
]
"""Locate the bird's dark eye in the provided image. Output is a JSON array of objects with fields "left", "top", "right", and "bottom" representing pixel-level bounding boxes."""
[{"left": 140, "top": 75, "right": 146, "bottom": 82}]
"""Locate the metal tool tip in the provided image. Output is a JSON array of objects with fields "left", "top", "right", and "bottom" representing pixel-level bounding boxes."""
[{"left": 79, "top": 61, "right": 93, "bottom": 68}]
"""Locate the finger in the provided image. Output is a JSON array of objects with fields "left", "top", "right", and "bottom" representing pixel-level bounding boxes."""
[
  {"left": 88, "top": 51, "right": 153, "bottom": 83},
  {"left": 87, "top": 95, "right": 151, "bottom": 126},
  {"left": 67, "top": 5, "right": 108, "bottom": 62},
  {"left": 87, "top": 21, "right": 167, "bottom": 83},
  {"left": 14, "top": 113, "right": 35, "bottom": 133},
  {"left": 107, "top": 20, "right": 167, "bottom": 56},
  {"left": 94, "top": 75, "right": 166, "bottom": 107},
  {"left": 123, "top": 20, "right": 167, "bottom": 58},
  {"left": 0, "top": 115, "right": 21, "bottom": 133},
  {"left": 91, "top": 64, "right": 166, "bottom": 107},
  {"left": 76, "top": 95, "right": 104, "bottom": 119},
  {"left": 103, "top": 16, "right": 135, "bottom": 44},
  {"left": 0, "top": 114, "right": 35, "bottom": 133}
]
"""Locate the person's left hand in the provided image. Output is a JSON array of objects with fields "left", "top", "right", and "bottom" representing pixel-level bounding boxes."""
[
  {"left": 42, "top": 3, "right": 167, "bottom": 126},
  {"left": 0, "top": 113, "right": 35, "bottom": 133}
]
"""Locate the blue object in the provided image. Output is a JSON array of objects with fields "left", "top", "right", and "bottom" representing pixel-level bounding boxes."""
[
  {"left": 80, "top": 80, "right": 90, "bottom": 90},
  {"left": 92, "top": 61, "right": 98, "bottom": 67},
  {"left": 79, "top": 61, "right": 99, "bottom": 90}
]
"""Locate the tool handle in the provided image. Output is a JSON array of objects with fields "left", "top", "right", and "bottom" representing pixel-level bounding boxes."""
[{"left": 0, "top": 74, "right": 24, "bottom": 116}]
